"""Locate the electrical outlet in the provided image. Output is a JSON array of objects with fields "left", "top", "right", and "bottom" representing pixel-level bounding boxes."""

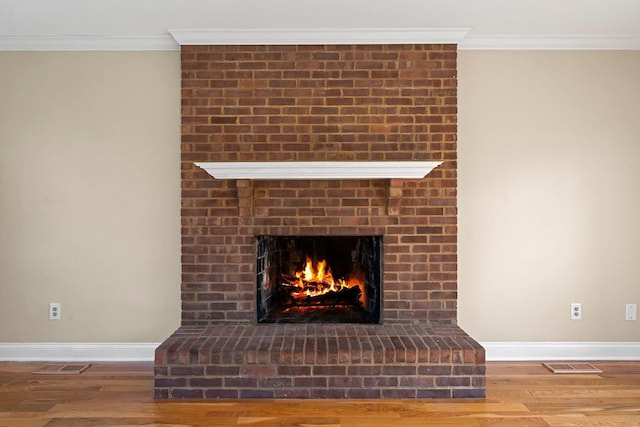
[
  {"left": 626, "top": 304, "right": 637, "bottom": 321},
  {"left": 49, "top": 303, "right": 61, "bottom": 320},
  {"left": 571, "top": 303, "right": 582, "bottom": 320}
]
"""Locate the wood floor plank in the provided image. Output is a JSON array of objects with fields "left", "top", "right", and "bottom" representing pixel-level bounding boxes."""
[{"left": 1, "top": 361, "right": 639, "bottom": 426}]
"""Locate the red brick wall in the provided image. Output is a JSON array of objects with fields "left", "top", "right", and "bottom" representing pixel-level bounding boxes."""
[{"left": 180, "top": 44, "right": 458, "bottom": 325}]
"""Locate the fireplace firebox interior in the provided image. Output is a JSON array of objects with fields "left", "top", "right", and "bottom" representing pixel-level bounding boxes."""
[{"left": 256, "top": 235, "right": 382, "bottom": 323}]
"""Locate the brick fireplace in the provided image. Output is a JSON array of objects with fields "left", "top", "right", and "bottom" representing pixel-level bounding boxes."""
[{"left": 155, "top": 43, "right": 485, "bottom": 399}]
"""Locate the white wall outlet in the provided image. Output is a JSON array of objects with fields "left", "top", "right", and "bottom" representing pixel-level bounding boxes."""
[
  {"left": 570, "top": 303, "right": 582, "bottom": 320},
  {"left": 49, "top": 303, "right": 61, "bottom": 320},
  {"left": 626, "top": 304, "right": 637, "bottom": 321}
]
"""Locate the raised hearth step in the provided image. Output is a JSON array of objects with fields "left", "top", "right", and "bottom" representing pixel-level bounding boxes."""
[{"left": 155, "top": 323, "right": 485, "bottom": 399}]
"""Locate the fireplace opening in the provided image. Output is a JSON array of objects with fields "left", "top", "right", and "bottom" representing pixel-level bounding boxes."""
[{"left": 256, "top": 236, "right": 382, "bottom": 323}]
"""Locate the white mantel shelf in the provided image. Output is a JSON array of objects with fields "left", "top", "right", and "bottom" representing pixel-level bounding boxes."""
[{"left": 194, "top": 161, "right": 442, "bottom": 180}]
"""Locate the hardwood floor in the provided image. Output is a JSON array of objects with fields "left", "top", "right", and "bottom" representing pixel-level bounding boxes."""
[{"left": 1, "top": 361, "right": 639, "bottom": 426}]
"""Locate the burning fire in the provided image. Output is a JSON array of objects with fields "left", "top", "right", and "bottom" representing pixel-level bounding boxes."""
[
  {"left": 296, "top": 257, "right": 346, "bottom": 296},
  {"left": 282, "top": 257, "right": 365, "bottom": 306}
]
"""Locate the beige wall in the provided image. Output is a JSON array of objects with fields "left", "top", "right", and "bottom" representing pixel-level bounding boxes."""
[
  {"left": 0, "top": 52, "right": 181, "bottom": 342},
  {"left": 458, "top": 50, "right": 640, "bottom": 341},
  {"left": 1, "top": 50, "right": 639, "bottom": 343}
]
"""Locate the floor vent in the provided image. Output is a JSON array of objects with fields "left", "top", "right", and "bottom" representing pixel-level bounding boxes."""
[
  {"left": 32, "top": 364, "right": 91, "bottom": 375},
  {"left": 542, "top": 362, "right": 602, "bottom": 374}
]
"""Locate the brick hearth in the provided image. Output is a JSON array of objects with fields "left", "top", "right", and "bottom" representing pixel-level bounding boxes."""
[
  {"left": 155, "top": 324, "right": 484, "bottom": 399},
  {"left": 155, "top": 43, "right": 485, "bottom": 399}
]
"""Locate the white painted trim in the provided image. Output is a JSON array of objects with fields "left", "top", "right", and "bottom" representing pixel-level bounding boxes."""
[
  {"left": 483, "top": 342, "right": 640, "bottom": 361},
  {"left": 0, "top": 35, "right": 179, "bottom": 51},
  {"left": 168, "top": 28, "right": 471, "bottom": 46},
  {"left": 459, "top": 35, "right": 640, "bottom": 51},
  {"left": 195, "top": 161, "right": 442, "bottom": 180},
  {"left": 2, "top": 342, "right": 639, "bottom": 362},
  {"left": 0, "top": 343, "right": 159, "bottom": 361},
  {"left": 2, "top": 31, "right": 639, "bottom": 51}
]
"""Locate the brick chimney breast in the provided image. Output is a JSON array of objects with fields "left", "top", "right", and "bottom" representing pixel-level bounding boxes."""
[{"left": 155, "top": 43, "right": 485, "bottom": 401}]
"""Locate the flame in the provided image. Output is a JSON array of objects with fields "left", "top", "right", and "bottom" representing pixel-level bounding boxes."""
[{"left": 288, "top": 257, "right": 364, "bottom": 305}]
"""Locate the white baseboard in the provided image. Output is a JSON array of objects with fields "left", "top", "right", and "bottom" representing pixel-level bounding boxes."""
[
  {"left": 1, "top": 342, "right": 639, "bottom": 362},
  {"left": 483, "top": 342, "right": 640, "bottom": 361},
  {"left": 0, "top": 343, "right": 159, "bottom": 361}
]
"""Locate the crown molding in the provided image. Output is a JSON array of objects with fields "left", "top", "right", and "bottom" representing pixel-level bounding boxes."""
[
  {"left": 168, "top": 28, "right": 471, "bottom": 46},
  {"left": 1, "top": 31, "right": 639, "bottom": 51},
  {"left": 459, "top": 35, "right": 640, "bottom": 50},
  {"left": 0, "top": 35, "right": 179, "bottom": 51}
]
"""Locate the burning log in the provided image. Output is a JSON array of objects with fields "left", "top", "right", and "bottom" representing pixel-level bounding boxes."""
[
  {"left": 280, "top": 276, "right": 361, "bottom": 308},
  {"left": 310, "top": 286, "right": 361, "bottom": 307}
]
